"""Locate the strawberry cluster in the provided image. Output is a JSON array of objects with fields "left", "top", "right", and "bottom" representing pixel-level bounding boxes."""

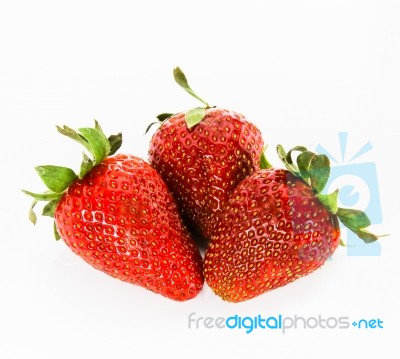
[{"left": 24, "top": 68, "right": 380, "bottom": 302}]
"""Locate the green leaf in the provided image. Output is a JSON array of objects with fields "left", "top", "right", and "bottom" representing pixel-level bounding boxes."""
[
  {"left": 57, "top": 125, "right": 91, "bottom": 153},
  {"left": 173, "top": 67, "right": 209, "bottom": 107},
  {"left": 108, "top": 133, "right": 123, "bottom": 156},
  {"left": 144, "top": 121, "right": 161, "bottom": 135},
  {"left": 54, "top": 221, "right": 61, "bottom": 241},
  {"left": 94, "top": 120, "right": 105, "bottom": 135},
  {"left": 276, "top": 144, "right": 287, "bottom": 162},
  {"left": 42, "top": 200, "right": 59, "bottom": 218},
  {"left": 58, "top": 123, "right": 117, "bottom": 160},
  {"left": 185, "top": 107, "right": 206, "bottom": 129},
  {"left": 286, "top": 146, "right": 307, "bottom": 165},
  {"left": 276, "top": 145, "right": 299, "bottom": 176},
  {"left": 156, "top": 113, "right": 174, "bottom": 122},
  {"left": 79, "top": 152, "right": 94, "bottom": 178},
  {"left": 316, "top": 190, "right": 339, "bottom": 214},
  {"left": 22, "top": 190, "right": 62, "bottom": 201},
  {"left": 28, "top": 200, "right": 38, "bottom": 225},
  {"left": 356, "top": 229, "right": 389, "bottom": 243},
  {"left": 78, "top": 127, "right": 110, "bottom": 165},
  {"left": 309, "top": 154, "right": 330, "bottom": 193},
  {"left": 260, "top": 150, "right": 273, "bottom": 170},
  {"left": 336, "top": 208, "right": 371, "bottom": 232},
  {"left": 297, "top": 151, "right": 315, "bottom": 183},
  {"left": 355, "top": 228, "right": 379, "bottom": 243},
  {"left": 35, "top": 166, "right": 77, "bottom": 193}
]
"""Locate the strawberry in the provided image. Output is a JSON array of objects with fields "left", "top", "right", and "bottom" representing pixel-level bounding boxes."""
[
  {"left": 148, "top": 68, "right": 264, "bottom": 239},
  {"left": 23, "top": 122, "right": 203, "bottom": 301},
  {"left": 204, "top": 145, "right": 380, "bottom": 302}
]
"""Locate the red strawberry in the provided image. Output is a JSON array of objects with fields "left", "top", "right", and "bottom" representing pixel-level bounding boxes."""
[
  {"left": 23, "top": 122, "right": 203, "bottom": 301},
  {"left": 148, "top": 68, "right": 264, "bottom": 239},
  {"left": 204, "top": 145, "right": 380, "bottom": 302}
]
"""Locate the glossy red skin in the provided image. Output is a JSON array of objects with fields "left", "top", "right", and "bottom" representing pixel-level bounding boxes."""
[
  {"left": 204, "top": 169, "right": 340, "bottom": 302},
  {"left": 55, "top": 154, "right": 204, "bottom": 301},
  {"left": 149, "top": 108, "right": 264, "bottom": 239}
]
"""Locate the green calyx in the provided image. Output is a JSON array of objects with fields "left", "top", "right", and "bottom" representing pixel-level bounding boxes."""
[
  {"left": 145, "top": 67, "right": 211, "bottom": 134},
  {"left": 175, "top": 66, "right": 211, "bottom": 128},
  {"left": 260, "top": 145, "right": 381, "bottom": 245},
  {"left": 22, "top": 120, "right": 122, "bottom": 240}
]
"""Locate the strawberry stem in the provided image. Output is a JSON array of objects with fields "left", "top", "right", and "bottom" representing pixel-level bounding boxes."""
[{"left": 173, "top": 67, "right": 209, "bottom": 108}]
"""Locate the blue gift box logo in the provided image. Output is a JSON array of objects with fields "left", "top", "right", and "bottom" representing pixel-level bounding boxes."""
[{"left": 316, "top": 133, "right": 382, "bottom": 256}]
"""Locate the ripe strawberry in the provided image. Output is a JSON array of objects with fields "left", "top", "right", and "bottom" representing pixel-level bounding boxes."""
[
  {"left": 23, "top": 122, "right": 203, "bottom": 301},
  {"left": 204, "top": 145, "right": 379, "bottom": 302},
  {"left": 148, "top": 68, "right": 264, "bottom": 239}
]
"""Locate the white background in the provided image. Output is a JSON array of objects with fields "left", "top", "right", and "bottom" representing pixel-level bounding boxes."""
[{"left": 1, "top": 1, "right": 399, "bottom": 358}]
